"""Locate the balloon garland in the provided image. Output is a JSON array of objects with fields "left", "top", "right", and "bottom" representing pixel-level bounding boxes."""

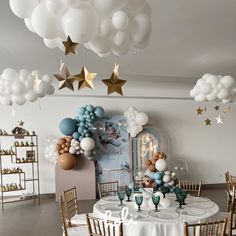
[
  {"left": 57, "top": 104, "right": 105, "bottom": 170},
  {"left": 0, "top": 68, "right": 55, "bottom": 106},
  {"left": 9, "top": 0, "right": 152, "bottom": 57}
]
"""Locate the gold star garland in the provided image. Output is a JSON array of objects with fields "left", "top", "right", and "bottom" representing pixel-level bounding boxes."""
[
  {"left": 195, "top": 104, "right": 231, "bottom": 126},
  {"left": 62, "top": 36, "right": 78, "bottom": 55}
]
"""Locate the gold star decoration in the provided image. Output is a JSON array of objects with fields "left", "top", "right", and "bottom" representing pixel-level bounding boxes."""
[
  {"left": 214, "top": 105, "right": 220, "bottom": 111},
  {"left": 73, "top": 66, "right": 97, "bottom": 90},
  {"left": 62, "top": 36, "right": 78, "bottom": 55},
  {"left": 216, "top": 115, "right": 224, "bottom": 124},
  {"left": 18, "top": 120, "right": 24, "bottom": 126},
  {"left": 196, "top": 107, "right": 204, "bottom": 115},
  {"left": 205, "top": 118, "right": 211, "bottom": 126},
  {"left": 54, "top": 66, "right": 74, "bottom": 91},
  {"left": 102, "top": 63, "right": 127, "bottom": 96}
]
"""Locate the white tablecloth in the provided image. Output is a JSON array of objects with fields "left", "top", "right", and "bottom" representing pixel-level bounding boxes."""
[{"left": 93, "top": 194, "right": 219, "bottom": 236}]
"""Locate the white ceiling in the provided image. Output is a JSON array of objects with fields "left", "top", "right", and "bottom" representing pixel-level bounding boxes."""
[{"left": 0, "top": 0, "right": 236, "bottom": 82}]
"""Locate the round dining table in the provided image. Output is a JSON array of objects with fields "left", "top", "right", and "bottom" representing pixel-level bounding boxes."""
[{"left": 93, "top": 193, "right": 219, "bottom": 236}]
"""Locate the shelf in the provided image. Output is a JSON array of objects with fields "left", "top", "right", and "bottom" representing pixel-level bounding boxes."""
[
  {"left": 1, "top": 188, "right": 25, "bottom": 193},
  {"left": 0, "top": 154, "right": 16, "bottom": 156},
  {"left": 24, "top": 178, "right": 39, "bottom": 182},
  {"left": 1, "top": 172, "right": 24, "bottom": 175},
  {"left": 0, "top": 135, "right": 36, "bottom": 137},
  {"left": 0, "top": 195, "right": 38, "bottom": 204},
  {"left": 14, "top": 161, "right": 37, "bottom": 164},
  {"left": 14, "top": 145, "right": 37, "bottom": 148}
]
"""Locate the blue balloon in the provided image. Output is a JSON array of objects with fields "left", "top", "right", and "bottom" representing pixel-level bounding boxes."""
[
  {"left": 85, "top": 133, "right": 90, "bottom": 137},
  {"left": 77, "top": 106, "right": 86, "bottom": 115},
  {"left": 83, "top": 129, "right": 88, "bottom": 134},
  {"left": 78, "top": 126, "right": 84, "bottom": 134},
  {"left": 149, "top": 172, "right": 155, "bottom": 179},
  {"left": 79, "top": 122, "right": 85, "bottom": 127},
  {"left": 155, "top": 179, "right": 163, "bottom": 185},
  {"left": 86, "top": 105, "right": 94, "bottom": 112},
  {"left": 154, "top": 172, "right": 163, "bottom": 180},
  {"left": 74, "top": 116, "right": 80, "bottom": 122},
  {"left": 94, "top": 106, "right": 105, "bottom": 119},
  {"left": 79, "top": 136, "right": 83, "bottom": 141},
  {"left": 85, "top": 111, "right": 89, "bottom": 115},
  {"left": 59, "top": 118, "right": 78, "bottom": 136},
  {"left": 78, "top": 114, "right": 85, "bottom": 121},
  {"left": 72, "top": 132, "right": 80, "bottom": 140}
]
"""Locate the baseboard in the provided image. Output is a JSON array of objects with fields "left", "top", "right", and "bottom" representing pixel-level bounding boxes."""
[
  {"left": 202, "top": 183, "right": 225, "bottom": 189},
  {"left": 40, "top": 193, "right": 55, "bottom": 199}
]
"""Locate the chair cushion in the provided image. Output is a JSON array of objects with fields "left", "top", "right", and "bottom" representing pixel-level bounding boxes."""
[
  {"left": 63, "top": 225, "right": 88, "bottom": 236},
  {"left": 71, "top": 213, "right": 92, "bottom": 225}
]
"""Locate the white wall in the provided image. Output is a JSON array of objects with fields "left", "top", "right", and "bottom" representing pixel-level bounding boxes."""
[{"left": 0, "top": 79, "right": 235, "bottom": 193}]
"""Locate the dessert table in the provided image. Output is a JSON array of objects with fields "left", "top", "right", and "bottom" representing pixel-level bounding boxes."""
[{"left": 92, "top": 194, "right": 219, "bottom": 236}]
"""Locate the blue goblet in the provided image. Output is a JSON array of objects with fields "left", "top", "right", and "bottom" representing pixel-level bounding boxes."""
[{"left": 135, "top": 195, "right": 143, "bottom": 211}]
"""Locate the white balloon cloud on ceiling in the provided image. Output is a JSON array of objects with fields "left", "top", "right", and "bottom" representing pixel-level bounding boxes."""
[
  {"left": 0, "top": 68, "right": 55, "bottom": 106},
  {"left": 9, "top": 0, "right": 152, "bottom": 57},
  {"left": 190, "top": 73, "right": 236, "bottom": 104},
  {"left": 124, "top": 106, "right": 149, "bottom": 137}
]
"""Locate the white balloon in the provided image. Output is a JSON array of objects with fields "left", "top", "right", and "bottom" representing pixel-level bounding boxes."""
[
  {"left": 25, "top": 90, "right": 38, "bottom": 102},
  {"left": 2, "top": 68, "right": 18, "bottom": 81},
  {"left": 112, "top": 39, "right": 130, "bottom": 56},
  {"left": 221, "top": 76, "right": 235, "bottom": 88},
  {"left": 69, "top": 146, "right": 76, "bottom": 154},
  {"left": 0, "top": 96, "right": 12, "bottom": 106},
  {"left": 12, "top": 94, "right": 26, "bottom": 105},
  {"left": 195, "top": 94, "right": 206, "bottom": 102},
  {"left": 44, "top": 38, "right": 60, "bottom": 49},
  {"left": 206, "top": 91, "right": 218, "bottom": 101},
  {"left": 84, "top": 150, "right": 92, "bottom": 157},
  {"left": 99, "top": 18, "right": 113, "bottom": 37},
  {"left": 62, "top": 5, "right": 98, "bottom": 44},
  {"left": 88, "top": 36, "right": 112, "bottom": 54},
  {"left": 92, "top": 0, "right": 120, "bottom": 14},
  {"left": 98, "top": 51, "right": 111, "bottom": 58},
  {"left": 42, "top": 74, "right": 53, "bottom": 83},
  {"left": 222, "top": 98, "right": 231, "bottom": 104},
  {"left": 63, "top": 0, "right": 77, "bottom": 7},
  {"left": 217, "top": 88, "right": 230, "bottom": 99},
  {"left": 163, "top": 174, "right": 171, "bottom": 183},
  {"left": 190, "top": 87, "right": 199, "bottom": 97},
  {"left": 19, "top": 69, "right": 30, "bottom": 79},
  {"left": 31, "top": 70, "right": 41, "bottom": 78},
  {"left": 155, "top": 159, "right": 168, "bottom": 172},
  {"left": 24, "top": 18, "right": 35, "bottom": 33},
  {"left": 9, "top": 0, "right": 39, "bottom": 19},
  {"left": 130, "top": 13, "right": 151, "bottom": 44},
  {"left": 135, "top": 112, "right": 148, "bottom": 125},
  {"left": 31, "top": 3, "right": 62, "bottom": 39},
  {"left": 199, "top": 83, "right": 212, "bottom": 95},
  {"left": 168, "top": 180, "right": 175, "bottom": 186},
  {"left": 37, "top": 81, "right": 48, "bottom": 97},
  {"left": 11, "top": 81, "right": 25, "bottom": 95},
  {"left": 80, "top": 137, "right": 95, "bottom": 151},
  {"left": 46, "top": 85, "right": 55, "bottom": 95},
  {"left": 46, "top": 0, "right": 66, "bottom": 15},
  {"left": 113, "top": 31, "right": 127, "bottom": 46},
  {"left": 112, "top": 11, "right": 129, "bottom": 30}
]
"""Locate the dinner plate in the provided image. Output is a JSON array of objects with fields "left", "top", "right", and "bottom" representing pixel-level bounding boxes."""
[
  {"left": 188, "top": 201, "right": 215, "bottom": 208},
  {"left": 98, "top": 203, "right": 122, "bottom": 212},
  {"left": 102, "top": 195, "right": 119, "bottom": 202},
  {"left": 179, "top": 207, "right": 206, "bottom": 216},
  {"left": 149, "top": 210, "right": 179, "bottom": 219},
  {"left": 187, "top": 197, "right": 210, "bottom": 203}
]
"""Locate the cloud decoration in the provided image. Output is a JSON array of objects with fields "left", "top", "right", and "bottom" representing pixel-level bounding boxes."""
[
  {"left": 124, "top": 106, "right": 148, "bottom": 137},
  {"left": 9, "top": 0, "right": 152, "bottom": 57},
  {"left": 190, "top": 73, "right": 236, "bottom": 104},
  {"left": 0, "top": 68, "right": 55, "bottom": 106}
]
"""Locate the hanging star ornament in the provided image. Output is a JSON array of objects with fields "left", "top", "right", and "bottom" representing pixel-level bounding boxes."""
[
  {"left": 205, "top": 118, "right": 211, "bottom": 126},
  {"left": 102, "top": 63, "right": 127, "bottom": 96},
  {"left": 18, "top": 120, "right": 24, "bottom": 126},
  {"left": 216, "top": 115, "right": 224, "bottom": 124},
  {"left": 62, "top": 36, "right": 78, "bottom": 55},
  {"left": 54, "top": 66, "right": 74, "bottom": 91},
  {"left": 196, "top": 107, "right": 204, "bottom": 115},
  {"left": 214, "top": 105, "right": 220, "bottom": 111},
  {"left": 73, "top": 66, "right": 97, "bottom": 90}
]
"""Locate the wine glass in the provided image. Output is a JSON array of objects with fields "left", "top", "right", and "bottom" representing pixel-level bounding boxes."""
[
  {"left": 181, "top": 191, "right": 187, "bottom": 205},
  {"left": 117, "top": 191, "right": 126, "bottom": 206},
  {"left": 152, "top": 195, "right": 160, "bottom": 212},
  {"left": 160, "top": 186, "right": 170, "bottom": 198},
  {"left": 176, "top": 194, "right": 184, "bottom": 208},
  {"left": 135, "top": 195, "right": 143, "bottom": 211},
  {"left": 125, "top": 187, "right": 132, "bottom": 202}
]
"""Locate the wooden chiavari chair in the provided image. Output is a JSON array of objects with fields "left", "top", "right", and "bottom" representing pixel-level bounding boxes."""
[
  {"left": 178, "top": 179, "right": 202, "bottom": 197},
  {"left": 63, "top": 186, "right": 88, "bottom": 226},
  {"left": 184, "top": 219, "right": 227, "bottom": 236},
  {"left": 227, "top": 185, "right": 236, "bottom": 236},
  {"left": 86, "top": 214, "right": 123, "bottom": 236},
  {"left": 98, "top": 181, "right": 119, "bottom": 199},
  {"left": 59, "top": 196, "right": 88, "bottom": 236}
]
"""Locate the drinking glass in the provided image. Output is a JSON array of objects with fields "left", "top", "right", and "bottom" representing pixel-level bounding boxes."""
[
  {"left": 117, "top": 191, "right": 126, "bottom": 206},
  {"left": 160, "top": 186, "right": 170, "bottom": 198},
  {"left": 125, "top": 187, "right": 132, "bottom": 202},
  {"left": 152, "top": 195, "right": 160, "bottom": 212},
  {"left": 135, "top": 195, "right": 143, "bottom": 211},
  {"left": 176, "top": 194, "right": 184, "bottom": 208}
]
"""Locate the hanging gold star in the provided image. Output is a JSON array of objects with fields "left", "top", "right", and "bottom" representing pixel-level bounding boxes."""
[
  {"left": 62, "top": 36, "right": 78, "bottom": 55},
  {"left": 54, "top": 66, "right": 74, "bottom": 91},
  {"left": 73, "top": 66, "right": 97, "bottom": 90},
  {"left": 216, "top": 115, "right": 224, "bottom": 124},
  {"left": 18, "top": 120, "right": 24, "bottom": 126},
  {"left": 214, "top": 105, "right": 220, "bottom": 111},
  {"left": 196, "top": 107, "right": 204, "bottom": 115},
  {"left": 102, "top": 63, "right": 127, "bottom": 96},
  {"left": 205, "top": 118, "right": 211, "bottom": 126}
]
